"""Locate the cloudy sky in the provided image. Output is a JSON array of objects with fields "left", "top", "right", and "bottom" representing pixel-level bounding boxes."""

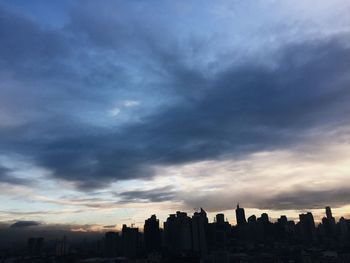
[{"left": 1, "top": 0, "right": 350, "bottom": 230}]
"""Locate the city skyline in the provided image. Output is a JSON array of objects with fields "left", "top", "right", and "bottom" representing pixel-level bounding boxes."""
[
  {"left": 1, "top": 0, "right": 350, "bottom": 230},
  {"left": 2, "top": 204, "right": 350, "bottom": 262},
  {"left": 1, "top": 203, "right": 349, "bottom": 233},
  {"left": 0, "top": 204, "right": 346, "bottom": 239}
]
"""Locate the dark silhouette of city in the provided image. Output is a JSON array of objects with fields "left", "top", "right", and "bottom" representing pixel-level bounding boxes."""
[{"left": 1, "top": 205, "right": 350, "bottom": 262}]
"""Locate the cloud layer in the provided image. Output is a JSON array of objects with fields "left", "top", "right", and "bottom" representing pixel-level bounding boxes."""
[
  {"left": 10, "top": 220, "right": 41, "bottom": 228},
  {"left": 0, "top": 0, "right": 350, "bottom": 220}
]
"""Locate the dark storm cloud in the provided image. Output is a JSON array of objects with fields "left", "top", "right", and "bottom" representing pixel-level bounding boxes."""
[
  {"left": 0, "top": 7, "right": 67, "bottom": 67},
  {"left": 0, "top": 166, "right": 11, "bottom": 179},
  {"left": 1, "top": 2, "right": 350, "bottom": 196},
  {"left": 182, "top": 185, "right": 350, "bottom": 213},
  {"left": 0, "top": 165, "right": 31, "bottom": 185},
  {"left": 0, "top": 4, "right": 133, "bottom": 126},
  {"left": 10, "top": 221, "right": 41, "bottom": 228},
  {"left": 118, "top": 186, "right": 177, "bottom": 203},
  {"left": 261, "top": 187, "right": 350, "bottom": 211},
  {"left": 103, "top": 225, "right": 117, "bottom": 229},
  {"left": 28, "top": 38, "right": 350, "bottom": 190}
]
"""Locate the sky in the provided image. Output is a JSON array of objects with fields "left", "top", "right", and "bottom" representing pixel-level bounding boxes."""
[{"left": 0, "top": 0, "right": 350, "bottom": 231}]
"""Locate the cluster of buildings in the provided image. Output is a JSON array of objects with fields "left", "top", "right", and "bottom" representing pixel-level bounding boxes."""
[
  {"left": 91, "top": 205, "right": 350, "bottom": 262},
  {"left": 2, "top": 205, "right": 350, "bottom": 262}
]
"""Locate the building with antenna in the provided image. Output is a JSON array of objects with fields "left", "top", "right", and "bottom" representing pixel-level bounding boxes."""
[{"left": 235, "top": 204, "right": 247, "bottom": 225}]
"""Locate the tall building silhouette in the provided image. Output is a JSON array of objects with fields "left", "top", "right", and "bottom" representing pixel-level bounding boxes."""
[
  {"left": 339, "top": 217, "right": 349, "bottom": 246},
  {"left": 208, "top": 213, "right": 231, "bottom": 249},
  {"left": 299, "top": 212, "right": 316, "bottom": 243},
  {"left": 326, "top": 206, "right": 336, "bottom": 225},
  {"left": 259, "top": 213, "right": 269, "bottom": 224},
  {"left": 122, "top": 224, "right": 140, "bottom": 259},
  {"left": 322, "top": 206, "right": 336, "bottom": 242},
  {"left": 144, "top": 214, "right": 161, "bottom": 253},
  {"left": 247, "top": 215, "right": 257, "bottom": 223},
  {"left": 164, "top": 211, "right": 192, "bottom": 255},
  {"left": 192, "top": 208, "right": 208, "bottom": 256},
  {"left": 235, "top": 204, "right": 247, "bottom": 225},
  {"left": 215, "top": 213, "right": 225, "bottom": 224},
  {"left": 278, "top": 215, "right": 287, "bottom": 225}
]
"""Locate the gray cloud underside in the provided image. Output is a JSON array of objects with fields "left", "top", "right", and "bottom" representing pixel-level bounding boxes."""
[
  {"left": 3, "top": 37, "right": 349, "bottom": 190},
  {"left": 0, "top": 3, "right": 350, "bottom": 208},
  {"left": 182, "top": 186, "right": 350, "bottom": 212},
  {"left": 0, "top": 165, "right": 32, "bottom": 185},
  {"left": 114, "top": 184, "right": 350, "bottom": 212},
  {"left": 10, "top": 220, "right": 41, "bottom": 228},
  {"left": 118, "top": 186, "right": 177, "bottom": 203},
  {"left": 103, "top": 225, "right": 117, "bottom": 228}
]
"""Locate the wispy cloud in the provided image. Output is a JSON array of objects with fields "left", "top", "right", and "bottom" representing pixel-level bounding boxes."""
[{"left": 122, "top": 100, "right": 140, "bottom": 107}]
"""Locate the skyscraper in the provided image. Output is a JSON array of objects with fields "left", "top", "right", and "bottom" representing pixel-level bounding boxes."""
[
  {"left": 144, "top": 215, "right": 161, "bottom": 253},
  {"left": 339, "top": 217, "right": 349, "bottom": 246},
  {"left": 248, "top": 215, "right": 257, "bottom": 224},
  {"left": 260, "top": 213, "right": 269, "bottom": 224},
  {"left": 323, "top": 206, "right": 336, "bottom": 239},
  {"left": 325, "top": 206, "right": 336, "bottom": 225},
  {"left": 278, "top": 215, "right": 288, "bottom": 225},
  {"left": 192, "top": 208, "right": 208, "bottom": 256},
  {"left": 216, "top": 213, "right": 225, "bottom": 224},
  {"left": 122, "top": 224, "right": 140, "bottom": 259},
  {"left": 164, "top": 211, "right": 192, "bottom": 254},
  {"left": 235, "top": 204, "right": 247, "bottom": 225},
  {"left": 299, "top": 212, "right": 316, "bottom": 243}
]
